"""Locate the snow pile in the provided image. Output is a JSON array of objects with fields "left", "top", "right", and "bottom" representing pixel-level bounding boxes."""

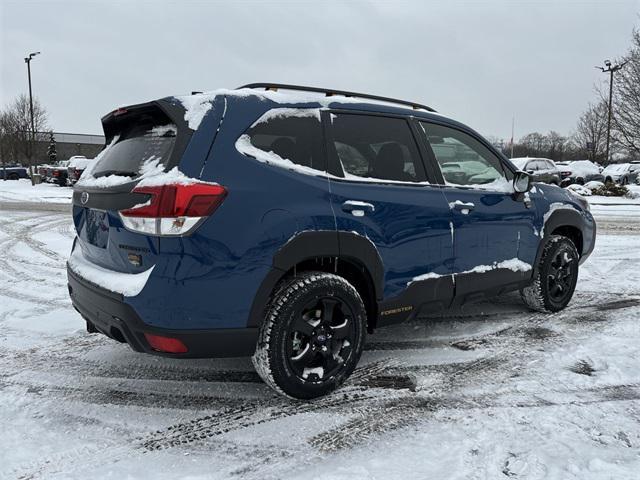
[
  {"left": 67, "top": 245, "right": 154, "bottom": 297},
  {"left": 584, "top": 180, "right": 604, "bottom": 191},
  {"left": 566, "top": 184, "right": 591, "bottom": 197},
  {"left": 625, "top": 184, "right": 640, "bottom": 199}
]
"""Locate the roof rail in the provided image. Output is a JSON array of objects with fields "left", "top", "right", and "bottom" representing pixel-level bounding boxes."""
[{"left": 237, "top": 83, "right": 436, "bottom": 113}]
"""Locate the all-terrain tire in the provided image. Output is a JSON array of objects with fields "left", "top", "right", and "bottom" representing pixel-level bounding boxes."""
[
  {"left": 521, "top": 235, "right": 579, "bottom": 312},
  {"left": 252, "top": 271, "right": 366, "bottom": 399}
]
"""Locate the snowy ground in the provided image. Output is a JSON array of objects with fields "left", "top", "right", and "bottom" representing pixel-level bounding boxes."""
[
  {"left": 1, "top": 191, "right": 640, "bottom": 479},
  {"left": 0, "top": 179, "right": 73, "bottom": 204}
]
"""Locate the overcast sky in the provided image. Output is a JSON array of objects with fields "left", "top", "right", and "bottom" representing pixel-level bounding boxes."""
[{"left": 1, "top": 0, "right": 638, "bottom": 140}]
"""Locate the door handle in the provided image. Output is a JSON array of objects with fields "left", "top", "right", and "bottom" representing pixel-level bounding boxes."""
[
  {"left": 342, "top": 200, "right": 375, "bottom": 217},
  {"left": 450, "top": 201, "right": 475, "bottom": 214}
]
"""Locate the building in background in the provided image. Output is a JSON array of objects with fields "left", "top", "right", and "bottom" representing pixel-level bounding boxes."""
[{"left": 0, "top": 131, "right": 105, "bottom": 165}]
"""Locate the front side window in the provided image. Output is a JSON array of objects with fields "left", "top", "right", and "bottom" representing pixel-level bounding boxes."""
[
  {"left": 329, "top": 114, "right": 426, "bottom": 183},
  {"left": 245, "top": 111, "right": 325, "bottom": 172},
  {"left": 420, "top": 122, "right": 513, "bottom": 187}
]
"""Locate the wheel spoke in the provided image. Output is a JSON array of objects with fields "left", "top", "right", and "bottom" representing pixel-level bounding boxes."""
[
  {"left": 330, "top": 318, "right": 350, "bottom": 340},
  {"left": 550, "top": 282, "right": 562, "bottom": 297},
  {"left": 320, "top": 298, "right": 338, "bottom": 327},
  {"left": 292, "top": 315, "right": 315, "bottom": 336},
  {"left": 290, "top": 343, "right": 315, "bottom": 365},
  {"left": 320, "top": 347, "right": 339, "bottom": 373}
]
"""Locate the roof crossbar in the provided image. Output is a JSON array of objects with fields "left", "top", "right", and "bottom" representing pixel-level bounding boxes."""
[{"left": 237, "top": 83, "right": 436, "bottom": 112}]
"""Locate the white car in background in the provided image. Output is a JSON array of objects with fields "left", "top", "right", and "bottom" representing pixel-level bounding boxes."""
[
  {"left": 602, "top": 163, "right": 640, "bottom": 185},
  {"left": 555, "top": 160, "right": 604, "bottom": 186}
]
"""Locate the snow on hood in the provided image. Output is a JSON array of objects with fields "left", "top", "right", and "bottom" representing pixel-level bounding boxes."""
[{"left": 68, "top": 246, "right": 154, "bottom": 297}]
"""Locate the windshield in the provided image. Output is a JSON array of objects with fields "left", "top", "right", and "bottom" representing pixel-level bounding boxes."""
[{"left": 91, "top": 123, "right": 177, "bottom": 178}]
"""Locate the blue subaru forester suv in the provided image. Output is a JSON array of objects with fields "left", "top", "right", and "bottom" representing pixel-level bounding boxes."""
[{"left": 67, "top": 84, "right": 595, "bottom": 399}]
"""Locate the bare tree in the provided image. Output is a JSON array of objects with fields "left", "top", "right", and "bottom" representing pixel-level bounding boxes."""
[
  {"left": 610, "top": 29, "right": 640, "bottom": 155},
  {"left": 572, "top": 101, "right": 608, "bottom": 162},
  {"left": 0, "top": 94, "right": 49, "bottom": 168}
]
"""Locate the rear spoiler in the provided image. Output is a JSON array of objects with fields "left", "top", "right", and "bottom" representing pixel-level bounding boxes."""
[{"left": 101, "top": 99, "right": 190, "bottom": 145}]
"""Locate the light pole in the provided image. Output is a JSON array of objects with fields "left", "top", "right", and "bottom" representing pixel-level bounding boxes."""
[
  {"left": 24, "top": 51, "right": 40, "bottom": 185},
  {"left": 596, "top": 59, "right": 627, "bottom": 165}
]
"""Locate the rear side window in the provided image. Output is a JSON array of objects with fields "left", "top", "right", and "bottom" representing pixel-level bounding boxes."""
[
  {"left": 245, "top": 113, "right": 325, "bottom": 172},
  {"left": 93, "top": 121, "right": 177, "bottom": 178},
  {"left": 329, "top": 114, "right": 426, "bottom": 183}
]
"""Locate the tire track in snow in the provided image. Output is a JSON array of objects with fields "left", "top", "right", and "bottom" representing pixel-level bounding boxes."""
[{"left": 6, "top": 359, "right": 401, "bottom": 479}]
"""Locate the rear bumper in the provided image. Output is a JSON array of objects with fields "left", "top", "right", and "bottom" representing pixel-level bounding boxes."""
[{"left": 67, "top": 266, "right": 258, "bottom": 358}]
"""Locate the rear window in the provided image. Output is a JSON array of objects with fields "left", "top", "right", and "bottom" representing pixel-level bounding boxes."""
[{"left": 92, "top": 122, "right": 177, "bottom": 178}]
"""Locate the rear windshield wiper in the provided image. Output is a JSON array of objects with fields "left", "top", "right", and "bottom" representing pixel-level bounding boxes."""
[{"left": 94, "top": 170, "right": 138, "bottom": 178}]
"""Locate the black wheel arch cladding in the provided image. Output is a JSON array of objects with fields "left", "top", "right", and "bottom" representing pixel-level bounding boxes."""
[{"left": 247, "top": 231, "right": 384, "bottom": 329}]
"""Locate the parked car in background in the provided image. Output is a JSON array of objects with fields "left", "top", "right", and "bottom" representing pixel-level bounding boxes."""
[
  {"left": 67, "top": 156, "right": 93, "bottom": 185},
  {"left": 67, "top": 84, "right": 595, "bottom": 399},
  {"left": 602, "top": 163, "right": 640, "bottom": 185},
  {"left": 48, "top": 160, "right": 71, "bottom": 186},
  {"left": 555, "top": 160, "right": 604, "bottom": 186},
  {"left": 0, "top": 165, "right": 29, "bottom": 180},
  {"left": 509, "top": 157, "right": 561, "bottom": 185}
]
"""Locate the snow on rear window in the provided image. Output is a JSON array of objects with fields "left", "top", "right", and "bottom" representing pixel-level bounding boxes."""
[{"left": 79, "top": 122, "right": 176, "bottom": 186}]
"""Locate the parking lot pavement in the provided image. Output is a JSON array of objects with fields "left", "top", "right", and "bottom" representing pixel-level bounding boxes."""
[{"left": 1, "top": 207, "right": 639, "bottom": 479}]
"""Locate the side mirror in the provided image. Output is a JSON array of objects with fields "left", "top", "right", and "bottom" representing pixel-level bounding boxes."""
[{"left": 513, "top": 170, "right": 531, "bottom": 193}]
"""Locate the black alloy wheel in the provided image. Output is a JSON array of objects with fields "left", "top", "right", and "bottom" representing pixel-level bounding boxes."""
[{"left": 286, "top": 297, "right": 356, "bottom": 383}]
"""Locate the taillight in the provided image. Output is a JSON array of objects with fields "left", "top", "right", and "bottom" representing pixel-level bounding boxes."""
[
  {"left": 118, "top": 182, "right": 227, "bottom": 236},
  {"left": 561, "top": 171, "right": 571, "bottom": 177},
  {"left": 53, "top": 170, "right": 60, "bottom": 177}
]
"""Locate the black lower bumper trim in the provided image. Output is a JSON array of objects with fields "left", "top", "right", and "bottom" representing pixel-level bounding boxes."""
[{"left": 67, "top": 266, "right": 258, "bottom": 358}]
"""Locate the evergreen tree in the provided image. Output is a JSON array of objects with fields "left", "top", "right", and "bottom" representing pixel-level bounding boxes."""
[{"left": 47, "top": 132, "right": 57, "bottom": 163}]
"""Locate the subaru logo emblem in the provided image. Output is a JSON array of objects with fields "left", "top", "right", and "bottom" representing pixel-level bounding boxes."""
[{"left": 80, "top": 191, "right": 89, "bottom": 205}]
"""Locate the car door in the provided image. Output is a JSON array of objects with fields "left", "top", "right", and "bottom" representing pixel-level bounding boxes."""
[
  {"left": 323, "top": 111, "right": 454, "bottom": 323},
  {"left": 416, "top": 120, "right": 538, "bottom": 303}
]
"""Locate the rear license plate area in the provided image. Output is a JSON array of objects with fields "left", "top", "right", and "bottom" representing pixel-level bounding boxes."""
[{"left": 82, "top": 208, "right": 109, "bottom": 248}]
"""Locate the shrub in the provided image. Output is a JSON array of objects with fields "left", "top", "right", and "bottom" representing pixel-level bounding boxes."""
[{"left": 591, "top": 183, "right": 629, "bottom": 197}]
